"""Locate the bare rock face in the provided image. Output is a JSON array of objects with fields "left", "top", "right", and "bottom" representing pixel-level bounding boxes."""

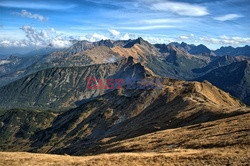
[{"left": 195, "top": 61, "right": 250, "bottom": 105}]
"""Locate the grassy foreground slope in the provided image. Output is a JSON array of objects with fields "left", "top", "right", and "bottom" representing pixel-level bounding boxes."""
[
  {"left": 0, "top": 112, "right": 249, "bottom": 166},
  {"left": 0, "top": 148, "right": 248, "bottom": 166}
]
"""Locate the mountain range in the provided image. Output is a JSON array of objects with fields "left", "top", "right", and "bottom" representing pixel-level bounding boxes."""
[
  {"left": 1, "top": 76, "right": 249, "bottom": 155},
  {"left": 0, "top": 38, "right": 250, "bottom": 163},
  {"left": 0, "top": 38, "right": 249, "bottom": 107}
]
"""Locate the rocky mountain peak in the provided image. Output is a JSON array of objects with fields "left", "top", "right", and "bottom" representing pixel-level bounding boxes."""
[{"left": 124, "top": 37, "right": 151, "bottom": 48}]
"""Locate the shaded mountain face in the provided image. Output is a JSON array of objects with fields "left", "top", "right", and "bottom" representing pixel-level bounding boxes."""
[
  {"left": 0, "top": 109, "right": 57, "bottom": 150},
  {"left": 123, "top": 37, "right": 151, "bottom": 48},
  {"left": 0, "top": 77, "right": 248, "bottom": 154},
  {"left": 215, "top": 45, "right": 250, "bottom": 57},
  {"left": 195, "top": 61, "right": 250, "bottom": 105},
  {"left": 161, "top": 45, "right": 210, "bottom": 77},
  {"left": 0, "top": 57, "right": 146, "bottom": 110},
  {"left": 188, "top": 44, "right": 213, "bottom": 56},
  {"left": 169, "top": 42, "right": 250, "bottom": 57},
  {"left": 0, "top": 55, "right": 42, "bottom": 77},
  {"left": 164, "top": 42, "right": 215, "bottom": 57},
  {"left": 192, "top": 55, "right": 248, "bottom": 74}
]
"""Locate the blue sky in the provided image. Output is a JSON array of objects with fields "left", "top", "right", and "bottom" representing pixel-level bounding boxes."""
[{"left": 0, "top": 0, "right": 250, "bottom": 50}]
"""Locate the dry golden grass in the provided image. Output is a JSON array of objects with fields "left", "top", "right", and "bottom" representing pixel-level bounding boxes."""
[
  {"left": 0, "top": 148, "right": 249, "bottom": 166},
  {"left": 100, "top": 112, "right": 250, "bottom": 153},
  {"left": 1, "top": 113, "right": 249, "bottom": 166}
]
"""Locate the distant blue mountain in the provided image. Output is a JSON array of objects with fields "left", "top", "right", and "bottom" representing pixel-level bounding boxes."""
[{"left": 214, "top": 45, "right": 250, "bottom": 57}]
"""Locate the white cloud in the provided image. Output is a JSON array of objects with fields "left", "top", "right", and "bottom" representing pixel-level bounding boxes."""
[
  {"left": 199, "top": 37, "right": 220, "bottom": 44},
  {"left": 180, "top": 35, "right": 189, "bottom": 39},
  {"left": 137, "top": 34, "right": 176, "bottom": 44},
  {"left": 0, "top": 40, "right": 28, "bottom": 47},
  {"left": 20, "top": 26, "right": 47, "bottom": 46},
  {"left": 0, "top": 40, "right": 12, "bottom": 47},
  {"left": 150, "top": 1, "right": 209, "bottom": 16},
  {"left": 109, "top": 29, "right": 120, "bottom": 36},
  {"left": 50, "top": 37, "right": 72, "bottom": 48},
  {"left": 90, "top": 33, "right": 108, "bottom": 42},
  {"left": 214, "top": 14, "right": 243, "bottom": 21},
  {"left": 84, "top": 33, "right": 108, "bottom": 42},
  {"left": 79, "top": 31, "right": 131, "bottom": 42},
  {"left": 121, "top": 33, "right": 130, "bottom": 40},
  {"left": 107, "top": 29, "right": 131, "bottom": 40},
  {"left": 0, "top": 26, "right": 73, "bottom": 48},
  {"left": 179, "top": 34, "right": 195, "bottom": 40},
  {"left": 50, "top": 28, "right": 56, "bottom": 33},
  {"left": 139, "top": 19, "right": 181, "bottom": 24},
  {"left": 200, "top": 36, "right": 250, "bottom": 46},
  {"left": 16, "top": 10, "right": 48, "bottom": 22}
]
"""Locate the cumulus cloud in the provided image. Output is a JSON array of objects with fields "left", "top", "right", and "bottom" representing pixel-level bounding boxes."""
[
  {"left": 180, "top": 35, "right": 189, "bottom": 39},
  {"left": 0, "top": 40, "right": 12, "bottom": 47},
  {"left": 21, "top": 26, "right": 72, "bottom": 48},
  {"left": 0, "top": 26, "right": 72, "bottom": 48},
  {"left": 77, "top": 29, "right": 131, "bottom": 42},
  {"left": 50, "top": 37, "right": 72, "bottom": 48},
  {"left": 78, "top": 33, "right": 108, "bottom": 42},
  {"left": 87, "top": 33, "right": 108, "bottom": 42},
  {"left": 121, "top": 33, "right": 130, "bottom": 40},
  {"left": 108, "top": 29, "right": 131, "bottom": 40},
  {"left": 109, "top": 29, "right": 120, "bottom": 36},
  {"left": 199, "top": 36, "right": 250, "bottom": 46},
  {"left": 16, "top": 10, "right": 48, "bottom": 22},
  {"left": 214, "top": 14, "right": 243, "bottom": 21},
  {"left": 20, "top": 26, "right": 47, "bottom": 45},
  {"left": 179, "top": 34, "right": 195, "bottom": 40},
  {"left": 150, "top": 1, "right": 209, "bottom": 16},
  {"left": 0, "top": 40, "right": 25, "bottom": 47},
  {"left": 0, "top": 27, "right": 131, "bottom": 48}
]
